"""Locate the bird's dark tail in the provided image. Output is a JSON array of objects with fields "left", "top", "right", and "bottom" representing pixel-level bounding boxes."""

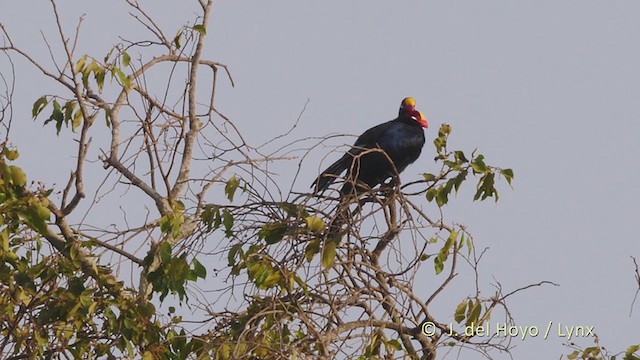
[{"left": 311, "top": 155, "right": 349, "bottom": 193}]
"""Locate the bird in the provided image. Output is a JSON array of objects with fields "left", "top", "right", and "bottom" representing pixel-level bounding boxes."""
[{"left": 311, "top": 97, "right": 428, "bottom": 196}]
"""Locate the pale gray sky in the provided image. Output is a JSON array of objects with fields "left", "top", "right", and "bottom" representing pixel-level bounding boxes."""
[{"left": 3, "top": 1, "right": 640, "bottom": 359}]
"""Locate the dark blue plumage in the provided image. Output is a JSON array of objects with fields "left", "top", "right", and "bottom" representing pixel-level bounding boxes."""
[{"left": 312, "top": 98, "right": 428, "bottom": 195}]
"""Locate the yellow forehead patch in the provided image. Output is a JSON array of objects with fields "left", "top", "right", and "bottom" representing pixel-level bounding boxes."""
[{"left": 401, "top": 97, "right": 416, "bottom": 108}]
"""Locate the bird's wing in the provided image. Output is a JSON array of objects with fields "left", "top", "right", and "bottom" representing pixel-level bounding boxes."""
[
  {"left": 352, "top": 120, "right": 394, "bottom": 148},
  {"left": 311, "top": 120, "right": 395, "bottom": 193}
]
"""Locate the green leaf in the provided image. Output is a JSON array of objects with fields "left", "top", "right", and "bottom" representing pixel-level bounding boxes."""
[
  {"left": 474, "top": 172, "right": 497, "bottom": 201},
  {"left": 387, "top": 339, "right": 402, "bottom": 351},
  {"left": 82, "top": 60, "right": 98, "bottom": 87},
  {"left": 75, "top": 55, "right": 87, "bottom": 73},
  {"left": 112, "top": 67, "right": 131, "bottom": 90},
  {"left": 192, "top": 24, "right": 207, "bottom": 35},
  {"left": 94, "top": 66, "right": 106, "bottom": 92},
  {"left": 159, "top": 242, "right": 172, "bottom": 263},
  {"left": 321, "top": 240, "right": 337, "bottom": 269},
  {"left": 201, "top": 204, "right": 220, "bottom": 232},
  {"left": 253, "top": 265, "right": 268, "bottom": 286},
  {"left": 261, "top": 270, "right": 282, "bottom": 289},
  {"left": 305, "top": 238, "right": 320, "bottom": 262},
  {"left": 224, "top": 175, "right": 240, "bottom": 202},
  {"left": 426, "top": 188, "right": 437, "bottom": 202},
  {"left": 500, "top": 168, "right": 514, "bottom": 185},
  {"left": 305, "top": 216, "right": 325, "bottom": 233},
  {"left": 227, "top": 243, "right": 243, "bottom": 266},
  {"left": 434, "top": 256, "right": 444, "bottom": 275},
  {"left": 454, "top": 300, "right": 467, "bottom": 323},
  {"left": 63, "top": 101, "right": 76, "bottom": 122},
  {"left": 626, "top": 345, "right": 640, "bottom": 356},
  {"left": 122, "top": 51, "right": 131, "bottom": 67},
  {"left": 32, "top": 96, "right": 49, "bottom": 119},
  {"left": 160, "top": 216, "right": 171, "bottom": 234},
  {"left": 434, "top": 231, "right": 456, "bottom": 275},
  {"left": 278, "top": 202, "right": 308, "bottom": 218},
  {"left": 422, "top": 173, "right": 436, "bottom": 182},
  {"left": 257, "top": 221, "right": 287, "bottom": 245},
  {"left": 192, "top": 258, "right": 206, "bottom": 279},
  {"left": 222, "top": 209, "right": 234, "bottom": 236},
  {"left": 453, "top": 169, "right": 467, "bottom": 193},
  {"left": 465, "top": 301, "right": 482, "bottom": 327},
  {"left": 454, "top": 150, "right": 468, "bottom": 164},
  {"left": 50, "top": 100, "right": 64, "bottom": 134},
  {"left": 470, "top": 155, "right": 487, "bottom": 174},
  {"left": 72, "top": 110, "right": 83, "bottom": 132},
  {"left": 173, "top": 31, "right": 182, "bottom": 49},
  {"left": 435, "top": 185, "right": 450, "bottom": 207}
]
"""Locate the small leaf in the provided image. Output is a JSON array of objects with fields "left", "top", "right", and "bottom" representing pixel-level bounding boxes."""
[
  {"left": 387, "top": 339, "right": 403, "bottom": 351},
  {"left": 434, "top": 256, "right": 444, "bottom": 275},
  {"left": 626, "top": 345, "right": 640, "bottom": 354},
  {"left": 465, "top": 301, "right": 482, "bottom": 327},
  {"left": 72, "top": 110, "right": 83, "bottom": 132},
  {"left": 227, "top": 243, "right": 243, "bottom": 266},
  {"left": 261, "top": 270, "right": 282, "bottom": 289},
  {"left": 63, "top": 101, "right": 76, "bottom": 122},
  {"left": 500, "top": 168, "right": 514, "bottom": 185},
  {"left": 454, "top": 150, "right": 468, "bottom": 164},
  {"left": 103, "top": 48, "right": 114, "bottom": 63},
  {"left": 305, "top": 239, "right": 320, "bottom": 262},
  {"left": 50, "top": 101, "right": 64, "bottom": 135},
  {"left": 305, "top": 216, "right": 325, "bottom": 233},
  {"left": 192, "top": 24, "right": 207, "bottom": 35},
  {"left": 192, "top": 258, "right": 206, "bottom": 279},
  {"left": 277, "top": 202, "right": 308, "bottom": 218},
  {"left": 222, "top": 209, "right": 234, "bottom": 235},
  {"left": 122, "top": 51, "right": 131, "bottom": 67},
  {"left": 253, "top": 265, "right": 268, "bottom": 286},
  {"left": 426, "top": 188, "right": 437, "bottom": 202},
  {"left": 435, "top": 186, "right": 449, "bottom": 207},
  {"left": 224, "top": 175, "right": 240, "bottom": 202},
  {"left": 474, "top": 172, "right": 497, "bottom": 201},
  {"left": 113, "top": 67, "right": 131, "bottom": 90},
  {"left": 173, "top": 31, "right": 182, "bottom": 49},
  {"left": 454, "top": 300, "right": 468, "bottom": 323},
  {"left": 321, "top": 240, "right": 337, "bottom": 269},
  {"left": 422, "top": 173, "right": 436, "bottom": 182},
  {"left": 32, "top": 96, "right": 49, "bottom": 119},
  {"left": 75, "top": 55, "right": 87, "bottom": 73},
  {"left": 470, "top": 155, "right": 487, "bottom": 174},
  {"left": 257, "top": 222, "right": 287, "bottom": 245},
  {"left": 453, "top": 169, "right": 467, "bottom": 193},
  {"left": 159, "top": 242, "right": 172, "bottom": 263}
]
